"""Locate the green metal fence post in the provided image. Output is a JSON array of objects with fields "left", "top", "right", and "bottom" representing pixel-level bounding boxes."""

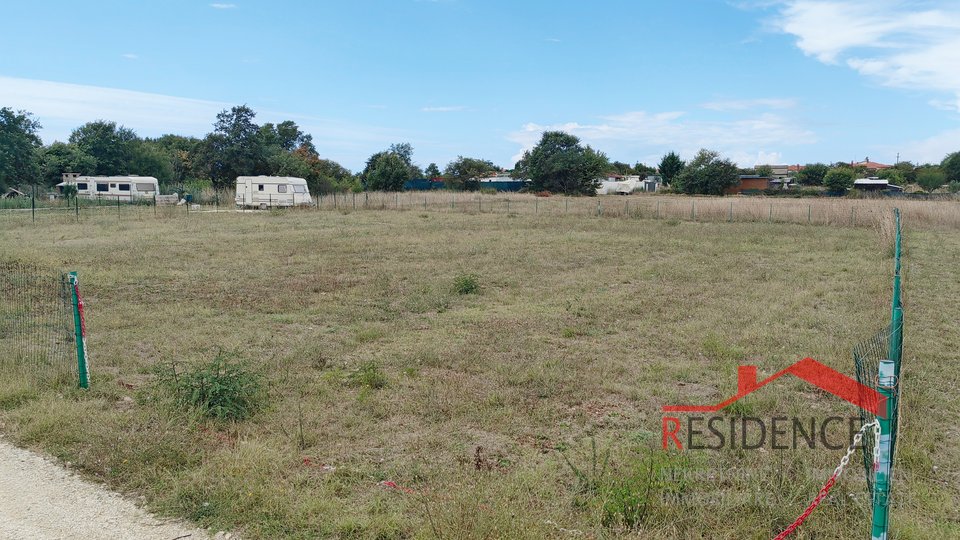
[
  {"left": 871, "top": 208, "right": 902, "bottom": 540},
  {"left": 871, "top": 359, "right": 895, "bottom": 540},
  {"left": 75, "top": 195, "right": 80, "bottom": 222},
  {"left": 32, "top": 185, "right": 36, "bottom": 223},
  {"left": 68, "top": 272, "right": 89, "bottom": 389}
]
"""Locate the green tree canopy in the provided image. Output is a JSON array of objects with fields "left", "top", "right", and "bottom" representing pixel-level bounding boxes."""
[
  {"left": 892, "top": 161, "right": 917, "bottom": 184},
  {"left": 362, "top": 150, "right": 410, "bottom": 191},
  {"left": 37, "top": 142, "right": 96, "bottom": 186},
  {"left": 424, "top": 163, "right": 441, "bottom": 179},
  {"left": 796, "top": 163, "right": 829, "bottom": 185},
  {"left": 69, "top": 120, "right": 139, "bottom": 175},
  {"left": 877, "top": 168, "right": 905, "bottom": 186},
  {"left": 444, "top": 156, "right": 498, "bottom": 191},
  {"left": 755, "top": 164, "right": 773, "bottom": 177},
  {"left": 672, "top": 149, "right": 739, "bottom": 195},
  {"left": 823, "top": 167, "right": 855, "bottom": 193},
  {"left": 657, "top": 151, "right": 685, "bottom": 185},
  {"left": 202, "top": 105, "right": 264, "bottom": 189},
  {"left": 0, "top": 107, "right": 43, "bottom": 190},
  {"left": 916, "top": 167, "right": 946, "bottom": 193},
  {"left": 513, "top": 131, "right": 608, "bottom": 195},
  {"left": 941, "top": 152, "right": 960, "bottom": 183}
]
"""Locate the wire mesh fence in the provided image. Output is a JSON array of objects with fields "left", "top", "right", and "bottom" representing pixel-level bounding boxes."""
[
  {"left": 853, "top": 323, "right": 899, "bottom": 494},
  {"left": 0, "top": 260, "right": 76, "bottom": 386},
  {"left": 2, "top": 191, "right": 959, "bottom": 230}
]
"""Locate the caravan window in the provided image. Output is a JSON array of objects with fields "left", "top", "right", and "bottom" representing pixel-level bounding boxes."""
[
  {"left": 118, "top": 184, "right": 130, "bottom": 191},
  {"left": 77, "top": 183, "right": 88, "bottom": 190},
  {"left": 258, "top": 184, "right": 264, "bottom": 191},
  {"left": 292, "top": 185, "right": 306, "bottom": 193},
  {"left": 110, "top": 183, "right": 116, "bottom": 188},
  {"left": 278, "top": 185, "right": 288, "bottom": 193},
  {"left": 135, "top": 183, "right": 154, "bottom": 192},
  {"left": 96, "top": 183, "right": 109, "bottom": 192}
]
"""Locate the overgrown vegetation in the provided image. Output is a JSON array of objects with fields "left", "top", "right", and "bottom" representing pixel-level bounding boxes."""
[
  {"left": 156, "top": 351, "right": 262, "bottom": 421},
  {"left": 0, "top": 209, "right": 957, "bottom": 539}
]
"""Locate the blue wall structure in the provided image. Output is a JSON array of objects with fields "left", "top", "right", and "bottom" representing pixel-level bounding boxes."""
[
  {"left": 403, "top": 179, "right": 446, "bottom": 191},
  {"left": 402, "top": 178, "right": 529, "bottom": 192}
]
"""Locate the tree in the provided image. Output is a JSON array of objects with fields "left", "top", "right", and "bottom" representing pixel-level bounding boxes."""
[
  {"left": 444, "top": 156, "right": 498, "bottom": 191},
  {"left": 634, "top": 162, "right": 657, "bottom": 176},
  {"left": 823, "top": 167, "right": 855, "bottom": 193},
  {"left": 755, "top": 164, "right": 773, "bottom": 177},
  {"left": 877, "top": 168, "right": 905, "bottom": 186},
  {"left": 672, "top": 149, "right": 739, "bottom": 195},
  {"left": 424, "top": 163, "right": 441, "bottom": 179},
  {"left": 362, "top": 151, "right": 410, "bottom": 191},
  {"left": 69, "top": 120, "right": 139, "bottom": 175},
  {"left": 916, "top": 167, "right": 946, "bottom": 193},
  {"left": 657, "top": 151, "right": 685, "bottom": 185},
  {"left": 941, "top": 152, "right": 960, "bottom": 183},
  {"left": 388, "top": 142, "right": 423, "bottom": 179},
  {"left": 796, "top": 163, "right": 829, "bottom": 185},
  {"left": 37, "top": 142, "right": 96, "bottom": 186},
  {"left": 513, "top": 131, "right": 608, "bottom": 195},
  {"left": 609, "top": 161, "right": 633, "bottom": 175},
  {"left": 0, "top": 108, "right": 43, "bottom": 190},
  {"left": 202, "top": 105, "right": 264, "bottom": 189},
  {"left": 893, "top": 161, "right": 917, "bottom": 184}
]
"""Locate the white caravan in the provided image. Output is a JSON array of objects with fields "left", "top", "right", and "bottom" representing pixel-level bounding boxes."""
[
  {"left": 57, "top": 173, "right": 159, "bottom": 201},
  {"left": 235, "top": 176, "right": 313, "bottom": 209}
]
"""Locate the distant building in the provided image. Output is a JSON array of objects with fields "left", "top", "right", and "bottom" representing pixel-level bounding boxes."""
[
  {"left": 851, "top": 158, "right": 892, "bottom": 171},
  {"left": 725, "top": 175, "right": 770, "bottom": 195},
  {"left": 853, "top": 177, "right": 903, "bottom": 192}
]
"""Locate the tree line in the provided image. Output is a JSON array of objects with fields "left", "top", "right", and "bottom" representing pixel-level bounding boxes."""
[{"left": 2, "top": 105, "right": 959, "bottom": 196}]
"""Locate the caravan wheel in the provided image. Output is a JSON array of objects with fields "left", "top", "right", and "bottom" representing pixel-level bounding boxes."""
[{"left": 259, "top": 203, "right": 268, "bottom": 210}]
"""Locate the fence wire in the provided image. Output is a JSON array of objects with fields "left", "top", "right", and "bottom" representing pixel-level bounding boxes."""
[
  {"left": 853, "top": 323, "right": 900, "bottom": 494},
  {"left": 0, "top": 260, "right": 75, "bottom": 385}
]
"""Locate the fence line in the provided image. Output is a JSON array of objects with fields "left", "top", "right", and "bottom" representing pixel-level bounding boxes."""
[
  {"left": 0, "top": 260, "right": 75, "bottom": 386},
  {"left": 2, "top": 191, "right": 959, "bottom": 230}
]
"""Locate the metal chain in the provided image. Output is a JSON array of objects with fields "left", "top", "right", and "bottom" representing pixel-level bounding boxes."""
[{"left": 773, "top": 420, "right": 881, "bottom": 540}]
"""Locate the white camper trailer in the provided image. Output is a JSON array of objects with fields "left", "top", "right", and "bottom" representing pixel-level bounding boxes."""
[
  {"left": 56, "top": 173, "right": 159, "bottom": 201},
  {"left": 235, "top": 176, "right": 313, "bottom": 209}
]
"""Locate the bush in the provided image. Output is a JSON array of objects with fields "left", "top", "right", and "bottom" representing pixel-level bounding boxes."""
[
  {"left": 157, "top": 352, "right": 262, "bottom": 420},
  {"left": 823, "top": 167, "right": 855, "bottom": 193},
  {"left": 453, "top": 273, "right": 480, "bottom": 295},
  {"left": 345, "top": 361, "right": 388, "bottom": 389}
]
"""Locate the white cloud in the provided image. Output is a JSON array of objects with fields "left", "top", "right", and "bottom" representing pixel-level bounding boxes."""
[
  {"left": 0, "top": 76, "right": 406, "bottom": 170},
  {"left": 701, "top": 98, "right": 797, "bottom": 111},
  {"left": 210, "top": 3, "right": 236, "bottom": 9},
  {"left": 771, "top": 1, "right": 960, "bottom": 110},
  {"left": 507, "top": 110, "right": 815, "bottom": 166},
  {"left": 421, "top": 105, "right": 465, "bottom": 112},
  {"left": 121, "top": 53, "right": 138, "bottom": 60},
  {"left": 0, "top": 76, "right": 228, "bottom": 142},
  {"left": 884, "top": 128, "right": 960, "bottom": 165}
]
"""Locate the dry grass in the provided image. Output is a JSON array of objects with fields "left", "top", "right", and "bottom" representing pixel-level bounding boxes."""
[{"left": 0, "top": 205, "right": 958, "bottom": 539}]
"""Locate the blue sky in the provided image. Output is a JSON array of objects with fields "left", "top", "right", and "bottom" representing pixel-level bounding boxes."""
[{"left": 1, "top": 0, "right": 958, "bottom": 172}]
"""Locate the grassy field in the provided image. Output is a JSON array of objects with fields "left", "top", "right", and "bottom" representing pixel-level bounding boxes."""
[{"left": 0, "top": 203, "right": 958, "bottom": 539}]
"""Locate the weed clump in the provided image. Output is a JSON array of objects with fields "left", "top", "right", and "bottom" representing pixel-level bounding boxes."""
[
  {"left": 157, "top": 352, "right": 262, "bottom": 421},
  {"left": 453, "top": 273, "right": 480, "bottom": 295},
  {"left": 345, "top": 361, "right": 388, "bottom": 389}
]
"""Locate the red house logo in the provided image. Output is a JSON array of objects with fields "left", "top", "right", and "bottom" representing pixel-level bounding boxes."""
[
  {"left": 664, "top": 358, "right": 886, "bottom": 416},
  {"left": 661, "top": 358, "right": 886, "bottom": 450}
]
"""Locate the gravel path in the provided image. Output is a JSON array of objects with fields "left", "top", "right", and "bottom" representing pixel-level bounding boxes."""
[{"left": 0, "top": 438, "right": 215, "bottom": 540}]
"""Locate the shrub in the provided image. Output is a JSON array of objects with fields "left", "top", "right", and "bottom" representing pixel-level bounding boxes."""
[
  {"left": 345, "top": 361, "right": 388, "bottom": 389},
  {"left": 823, "top": 167, "right": 855, "bottom": 193},
  {"left": 157, "top": 352, "right": 262, "bottom": 420},
  {"left": 453, "top": 273, "right": 480, "bottom": 295}
]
